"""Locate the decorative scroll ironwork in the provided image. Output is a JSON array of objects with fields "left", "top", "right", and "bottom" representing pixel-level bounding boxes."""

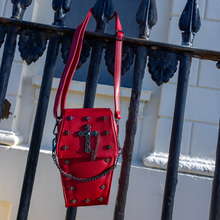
[
  {"left": 105, "top": 42, "right": 134, "bottom": 76},
  {"left": 11, "top": 0, "right": 33, "bottom": 20},
  {"left": 18, "top": 30, "right": 48, "bottom": 65},
  {"left": 77, "top": 39, "right": 91, "bottom": 69},
  {"left": 61, "top": 35, "right": 91, "bottom": 68},
  {"left": 148, "top": 50, "right": 178, "bottom": 86},
  {"left": 0, "top": 26, "right": 6, "bottom": 48},
  {"left": 179, "top": 0, "right": 201, "bottom": 46},
  {"left": 93, "top": 0, "right": 114, "bottom": 32},
  {"left": 52, "top": 0, "right": 72, "bottom": 26},
  {"left": 136, "top": 0, "right": 157, "bottom": 39}
]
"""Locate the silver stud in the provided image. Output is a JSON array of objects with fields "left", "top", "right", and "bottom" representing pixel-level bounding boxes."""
[
  {"left": 105, "top": 130, "right": 110, "bottom": 135},
  {"left": 98, "top": 197, "right": 103, "bottom": 201},
  {"left": 69, "top": 116, "right": 74, "bottom": 121},
  {"left": 63, "top": 145, "right": 68, "bottom": 150},
  {"left": 105, "top": 158, "right": 110, "bottom": 163},
  {"left": 69, "top": 186, "right": 74, "bottom": 191},
  {"left": 66, "top": 130, "right": 71, "bottom": 135},
  {"left": 85, "top": 116, "right": 91, "bottom": 121},
  {"left": 100, "top": 185, "right": 105, "bottom": 189},
  {"left": 85, "top": 198, "right": 90, "bottom": 203},
  {"left": 107, "top": 145, "right": 112, "bottom": 150},
  {"left": 65, "top": 159, "right": 70, "bottom": 164},
  {"left": 102, "top": 116, "right": 107, "bottom": 121},
  {"left": 72, "top": 199, "right": 77, "bottom": 203}
]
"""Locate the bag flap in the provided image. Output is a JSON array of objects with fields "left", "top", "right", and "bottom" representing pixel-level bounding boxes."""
[{"left": 57, "top": 108, "right": 119, "bottom": 159}]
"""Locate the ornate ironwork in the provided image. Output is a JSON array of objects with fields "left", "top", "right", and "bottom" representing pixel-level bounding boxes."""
[
  {"left": 92, "top": 0, "right": 114, "bottom": 32},
  {"left": 11, "top": 0, "right": 33, "bottom": 20},
  {"left": 18, "top": 30, "right": 48, "bottom": 65},
  {"left": 61, "top": 35, "right": 91, "bottom": 68},
  {"left": 148, "top": 50, "right": 178, "bottom": 86},
  {"left": 179, "top": 0, "right": 201, "bottom": 46},
  {"left": 52, "top": 0, "right": 72, "bottom": 26},
  {"left": 105, "top": 42, "right": 134, "bottom": 76},
  {"left": 136, "top": 0, "right": 157, "bottom": 39}
]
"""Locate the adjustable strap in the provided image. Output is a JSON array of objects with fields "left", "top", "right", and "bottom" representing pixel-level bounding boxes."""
[{"left": 53, "top": 8, "right": 124, "bottom": 120}]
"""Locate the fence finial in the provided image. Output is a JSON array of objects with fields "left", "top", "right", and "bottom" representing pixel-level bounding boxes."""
[
  {"left": 179, "top": 0, "right": 201, "bottom": 46},
  {"left": 52, "top": 0, "right": 72, "bottom": 26},
  {"left": 11, "top": 0, "right": 33, "bottom": 20},
  {"left": 93, "top": 0, "right": 114, "bottom": 33},
  {"left": 136, "top": 0, "right": 157, "bottom": 39}
]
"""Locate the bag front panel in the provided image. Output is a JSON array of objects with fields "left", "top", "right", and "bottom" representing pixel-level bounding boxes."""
[
  {"left": 59, "top": 157, "right": 116, "bottom": 207},
  {"left": 57, "top": 108, "right": 118, "bottom": 159}
]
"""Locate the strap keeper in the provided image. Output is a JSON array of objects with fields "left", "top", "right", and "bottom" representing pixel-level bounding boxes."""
[
  {"left": 115, "top": 111, "right": 121, "bottom": 119},
  {"left": 115, "top": 30, "right": 124, "bottom": 41}
]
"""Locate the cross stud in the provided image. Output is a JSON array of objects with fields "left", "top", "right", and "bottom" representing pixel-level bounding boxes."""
[
  {"left": 66, "top": 130, "right": 71, "bottom": 135},
  {"left": 69, "top": 116, "right": 74, "bottom": 121},
  {"left": 85, "top": 116, "right": 91, "bottom": 121},
  {"left": 65, "top": 159, "right": 70, "bottom": 164},
  {"left": 85, "top": 198, "right": 90, "bottom": 203},
  {"left": 105, "top": 131, "right": 110, "bottom": 135},
  {"left": 69, "top": 186, "right": 74, "bottom": 191},
  {"left": 72, "top": 199, "right": 77, "bottom": 203},
  {"left": 63, "top": 145, "right": 68, "bottom": 150},
  {"left": 105, "top": 158, "right": 110, "bottom": 163},
  {"left": 100, "top": 185, "right": 105, "bottom": 189}
]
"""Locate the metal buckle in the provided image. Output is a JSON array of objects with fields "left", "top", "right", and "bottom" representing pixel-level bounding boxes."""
[{"left": 115, "top": 30, "right": 124, "bottom": 41}]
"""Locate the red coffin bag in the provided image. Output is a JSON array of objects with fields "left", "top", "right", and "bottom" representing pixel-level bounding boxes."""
[{"left": 52, "top": 8, "right": 124, "bottom": 207}]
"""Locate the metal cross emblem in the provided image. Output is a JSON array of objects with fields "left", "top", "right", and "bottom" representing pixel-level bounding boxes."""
[{"left": 78, "top": 124, "right": 98, "bottom": 154}]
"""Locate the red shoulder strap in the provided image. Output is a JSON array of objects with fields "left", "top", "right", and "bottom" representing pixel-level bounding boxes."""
[{"left": 53, "top": 8, "right": 124, "bottom": 120}]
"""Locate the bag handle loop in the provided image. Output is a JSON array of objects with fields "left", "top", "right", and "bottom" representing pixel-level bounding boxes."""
[{"left": 53, "top": 8, "right": 124, "bottom": 120}]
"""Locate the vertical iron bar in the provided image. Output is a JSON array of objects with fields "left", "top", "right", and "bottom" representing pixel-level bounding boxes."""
[
  {"left": 65, "top": 206, "right": 77, "bottom": 220},
  {"left": 65, "top": 40, "right": 104, "bottom": 218},
  {"left": 161, "top": 54, "right": 192, "bottom": 220},
  {"left": 113, "top": 1, "right": 157, "bottom": 219},
  {"left": 113, "top": 46, "right": 148, "bottom": 220},
  {"left": 16, "top": 1, "right": 72, "bottom": 219},
  {"left": 209, "top": 120, "right": 220, "bottom": 220},
  {"left": 0, "top": 0, "right": 33, "bottom": 119},
  {"left": 0, "top": 27, "right": 17, "bottom": 119},
  {"left": 83, "top": 40, "right": 104, "bottom": 108},
  {"left": 16, "top": 34, "right": 60, "bottom": 220}
]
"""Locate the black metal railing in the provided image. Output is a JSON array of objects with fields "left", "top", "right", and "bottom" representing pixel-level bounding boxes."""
[{"left": 0, "top": 0, "right": 220, "bottom": 220}]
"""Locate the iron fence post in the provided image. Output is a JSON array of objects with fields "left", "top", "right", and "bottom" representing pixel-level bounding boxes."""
[
  {"left": 0, "top": 0, "right": 33, "bottom": 119},
  {"left": 161, "top": 54, "right": 192, "bottom": 220},
  {"left": 16, "top": 0, "right": 72, "bottom": 219},
  {"left": 113, "top": 46, "right": 148, "bottom": 220},
  {"left": 16, "top": 33, "right": 60, "bottom": 220},
  {"left": 0, "top": 27, "right": 17, "bottom": 119}
]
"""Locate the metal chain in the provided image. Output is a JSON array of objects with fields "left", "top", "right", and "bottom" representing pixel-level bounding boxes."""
[{"left": 52, "top": 119, "right": 122, "bottom": 182}]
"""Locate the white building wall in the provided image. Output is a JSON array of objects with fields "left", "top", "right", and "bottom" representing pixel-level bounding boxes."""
[{"left": 0, "top": 0, "right": 219, "bottom": 219}]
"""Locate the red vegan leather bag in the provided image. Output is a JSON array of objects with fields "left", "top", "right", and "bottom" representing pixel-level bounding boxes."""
[{"left": 52, "top": 8, "right": 124, "bottom": 207}]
